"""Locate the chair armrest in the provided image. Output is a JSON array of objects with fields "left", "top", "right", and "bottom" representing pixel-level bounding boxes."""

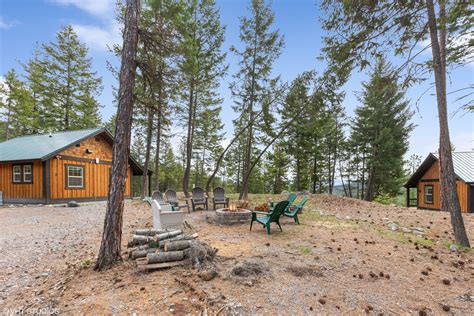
[{"left": 252, "top": 211, "right": 271, "bottom": 216}]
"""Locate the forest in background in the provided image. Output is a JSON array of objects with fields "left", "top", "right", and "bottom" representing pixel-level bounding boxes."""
[{"left": 0, "top": 0, "right": 471, "bottom": 205}]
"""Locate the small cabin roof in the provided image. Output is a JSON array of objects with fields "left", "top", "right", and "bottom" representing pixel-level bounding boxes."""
[
  {"left": 0, "top": 128, "right": 104, "bottom": 162},
  {"left": 404, "top": 151, "right": 474, "bottom": 187},
  {"left": 0, "top": 128, "right": 150, "bottom": 175}
]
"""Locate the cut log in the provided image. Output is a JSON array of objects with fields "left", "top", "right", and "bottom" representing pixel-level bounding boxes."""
[
  {"left": 134, "top": 229, "right": 166, "bottom": 236},
  {"left": 131, "top": 248, "right": 158, "bottom": 259},
  {"left": 128, "top": 244, "right": 150, "bottom": 258},
  {"left": 156, "top": 230, "right": 182, "bottom": 241},
  {"left": 127, "top": 235, "right": 152, "bottom": 247},
  {"left": 158, "top": 235, "right": 194, "bottom": 248},
  {"left": 164, "top": 240, "right": 192, "bottom": 252},
  {"left": 136, "top": 257, "right": 148, "bottom": 265},
  {"left": 147, "top": 251, "right": 184, "bottom": 264},
  {"left": 138, "top": 260, "right": 190, "bottom": 271}
]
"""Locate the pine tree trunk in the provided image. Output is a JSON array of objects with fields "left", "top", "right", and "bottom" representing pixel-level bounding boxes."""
[
  {"left": 182, "top": 85, "right": 194, "bottom": 197},
  {"left": 296, "top": 157, "right": 301, "bottom": 191},
  {"left": 361, "top": 152, "right": 365, "bottom": 200},
  {"left": 94, "top": 0, "right": 140, "bottom": 271},
  {"left": 426, "top": 0, "right": 470, "bottom": 247},
  {"left": 140, "top": 106, "right": 154, "bottom": 199},
  {"left": 64, "top": 60, "right": 71, "bottom": 130},
  {"left": 364, "top": 167, "right": 375, "bottom": 202},
  {"left": 339, "top": 160, "right": 348, "bottom": 197},
  {"left": 154, "top": 72, "right": 163, "bottom": 191},
  {"left": 154, "top": 115, "right": 161, "bottom": 191},
  {"left": 239, "top": 28, "right": 259, "bottom": 201},
  {"left": 312, "top": 153, "right": 317, "bottom": 194}
]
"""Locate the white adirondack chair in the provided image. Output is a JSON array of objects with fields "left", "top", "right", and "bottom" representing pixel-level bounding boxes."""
[{"left": 151, "top": 200, "right": 184, "bottom": 230}]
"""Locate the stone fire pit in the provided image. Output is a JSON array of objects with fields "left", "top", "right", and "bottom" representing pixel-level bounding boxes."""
[{"left": 215, "top": 208, "right": 252, "bottom": 225}]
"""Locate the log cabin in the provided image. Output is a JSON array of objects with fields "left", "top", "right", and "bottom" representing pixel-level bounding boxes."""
[
  {"left": 404, "top": 152, "right": 474, "bottom": 213},
  {"left": 0, "top": 128, "right": 150, "bottom": 204}
]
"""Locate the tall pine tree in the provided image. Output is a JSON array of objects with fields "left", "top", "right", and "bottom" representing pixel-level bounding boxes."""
[
  {"left": 351, "top": 58, "right": 414, "bottom": 201},
  {"left": 231, "top": 0, "right": 284, "bottom": 200},
  {"left": 38, "top": 25, "right": 102, "bottom": 130}
]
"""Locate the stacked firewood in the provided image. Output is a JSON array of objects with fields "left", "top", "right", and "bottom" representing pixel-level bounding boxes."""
[{"left": 127, "top": 229, "right": 199, "bottom": 271}]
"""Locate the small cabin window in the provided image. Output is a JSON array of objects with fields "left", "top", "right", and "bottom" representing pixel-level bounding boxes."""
[
  {"left": 424, "top": 185, "right": 433, "bottom": 204},
  {"left": 66, "top": 165, "right": 84, "bottom": 188},
  {"left": 23, "top": 165, "right": 32, "bottom": 183},
  {"left": 12, "top": 165, "right": 22, "bottom": 183}
]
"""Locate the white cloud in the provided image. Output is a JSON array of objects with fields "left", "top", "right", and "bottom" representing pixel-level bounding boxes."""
[
  {"left": 72, "top": 22, "right": 121, "bottom": 52},
  {"left": 0, "top": 16, "right": 19, "bottom": 29},
  {"left": 51, "top": 0, "right": 114, "bottom": 17},
  {"left": 51, "top": 0, "right": 121, "bottom": 52}
]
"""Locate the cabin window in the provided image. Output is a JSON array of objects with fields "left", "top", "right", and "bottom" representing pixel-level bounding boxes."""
[
  {"left": 23, "top": 165, "right": 32, "bottom": 183},
  {"left": 424, "top": 185, "right": 433, "bottom": 204},
  {"left": 12, "top": 164, "right": 32, "bottom": 183},
  {"left": 12, "top": 165, "right": 22, "bottom": 183},
  {"left": 66, "top": 165, "right": 84, "bottom": 188}
]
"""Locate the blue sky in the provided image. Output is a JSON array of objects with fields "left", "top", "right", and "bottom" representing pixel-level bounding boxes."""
[{"left": 1, "top": 0, "right": 472, "bottom": 160}]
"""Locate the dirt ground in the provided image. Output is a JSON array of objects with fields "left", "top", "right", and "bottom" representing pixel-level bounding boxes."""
[{"left": 1, "top": 195, "right": 473, "bottom": 315}]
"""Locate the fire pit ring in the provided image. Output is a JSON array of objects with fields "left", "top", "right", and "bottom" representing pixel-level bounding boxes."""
[{"left": 215, "top": 208, "right": 252, "bottom": 225}]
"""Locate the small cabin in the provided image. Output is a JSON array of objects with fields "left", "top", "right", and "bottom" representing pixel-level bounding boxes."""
[
  {"left": 404, "top": 152, "right": 474, "bottom": 213},
  {"left": 0, "top": 128, "right": 149, "bottom": 204}
]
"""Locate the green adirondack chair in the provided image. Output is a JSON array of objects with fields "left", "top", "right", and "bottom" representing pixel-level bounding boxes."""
[
  {"left": 270, "top": 193, "right": 297, "bottom": 211},
  {"left": 284, "top": 196, "right": 308, "bottom": 224},
  {"left": 250, "top": 200, "right": 290, "bottom": 235}
]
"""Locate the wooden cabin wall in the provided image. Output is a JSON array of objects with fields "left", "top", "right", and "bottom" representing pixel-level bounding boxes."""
[
  {"left": 49, "top": 134, "right": 132, "bottom": 201},
  {"left": 417, "top": 160, "right": 470, "bottom": 212},
  {"left": 418, "top": 174, "right": 469, "bottom": 214},
  {"left": 61, "top": 135, "right": 113, "bottom": 160},
  {"left": 0, "top": 160, "right": 43, "bottom": 202},
  {"left": 49, "top": 158, "right": 131, "bottom": 201}
]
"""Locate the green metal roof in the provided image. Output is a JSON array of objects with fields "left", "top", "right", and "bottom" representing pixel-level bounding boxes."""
[{"left": 0, "top": 128, "right": 104, "bottom": 162}]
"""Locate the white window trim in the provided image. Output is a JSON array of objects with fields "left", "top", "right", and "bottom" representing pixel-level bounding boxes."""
[
  {"left": 424, "top": 185, "right": 433, "bottom": 204},
  {"left": 13, "top": 165, "right": 22, "bottom": 183},
  {"left": 67, "top": 166, "right": 84, "bottom": 188},
  {"left": 23, "top": 165, "right": 32, "bottom": 183}
]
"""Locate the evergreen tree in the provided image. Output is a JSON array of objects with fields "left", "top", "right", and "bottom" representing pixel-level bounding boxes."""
[
  {"left": 0, "top": 69, "right": 35, "bottom": 140},
  {"left": 351, "top": 59, "right": 414, "bottom": 201},
  {"left": 407, "top": 154, "right": 422, "bottom": 175},
  {"left": 280, "top": 72, "right": 314, "bottom": 191},
  {"left": 178, "top": 0, "right": 227, "bottom": 196},
  {"left": 231, "top": 0, "right": 284, "bottom": 200},
  {"left": 265, "top": 141, "right": 289, "bottom": 194},
  {"left": 104, "top": 114, "right": 117, "bottom": 135},
  {"left": 193, "top": 102, "right": 224, "bottom": 187},
  {"left": 38, "top": 25, "right": 102, "bottom": 130}
]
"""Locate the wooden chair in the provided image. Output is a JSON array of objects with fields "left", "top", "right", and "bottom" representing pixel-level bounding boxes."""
[
  {"left": 191, "top": 187, "right": 208, "bottom": 211},
  {"left": 152, "top": 190, "right": 167, "bottom": 205},
  {"left": 165, "top": 189, "right": 189, "bottom": 212},
  {"left": 250, "top": 200, "right": 289, "bottom": 235},
  {"left": 212, "top": 187, "right": 229, "bottom": 209},
  {"left": 283, "top": 196, "right": 308, "bottom": 224}
]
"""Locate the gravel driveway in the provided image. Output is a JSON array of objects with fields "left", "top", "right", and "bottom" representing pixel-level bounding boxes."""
[{"left": 0, "top": 201, "right": 148, "bottom": 308}]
